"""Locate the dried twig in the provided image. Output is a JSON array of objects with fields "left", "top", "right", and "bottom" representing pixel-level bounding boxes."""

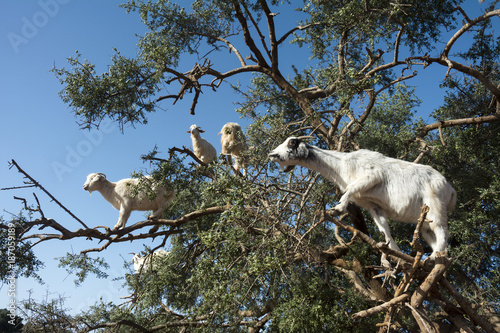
[
  {"left": 410, "top": 252, "right": 451, "bottom": 308},
  {"left": 9, "top": 159, "right": 89, "bottom": 229},
  {"left": 352, "top": 293, "right": 411, "bottom": 319}
]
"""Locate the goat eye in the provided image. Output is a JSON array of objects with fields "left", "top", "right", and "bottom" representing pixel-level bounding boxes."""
[{"left": 288, "top": 139, "right": 296, "bottom": 148}]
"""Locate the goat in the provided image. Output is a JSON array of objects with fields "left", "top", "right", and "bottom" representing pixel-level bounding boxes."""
[
  {"left": 219, "top": 122, "right": 248, "bottom": 175},
  {"left": 269, "top": 137, "right": 456, "bottom": 258},
  {"left": 131, "top": 249, "right": 169, "bottom": 274},
  {"left": 83, "top": 173, "right": 175, "bottom": 230},
  {"left": 187, "top": 124, "right": 217, "bottom": 164}
]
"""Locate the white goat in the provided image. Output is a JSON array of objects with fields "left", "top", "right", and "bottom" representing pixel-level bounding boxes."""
[
  {"left": 269, "top": 137, "right": 457, "bottom": 258},
  {"left": 219, "top": 122, "right": 248, "bottom": 175},
  {"left": 83, "top": 173, "right": 175, "bottom": 230},
  {"left": 131, "top": 249, "right": 169, "bottom": 274},
  {"left": 187, "top": 124, "right": 217, "bottom": 164}
]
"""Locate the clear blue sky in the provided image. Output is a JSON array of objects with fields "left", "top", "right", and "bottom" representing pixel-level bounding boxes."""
[
  {"left": 0, "top": 0, "right": 252, "bottom": 314},
  {"left": 0, "top": 0, "right": 492, "bottom": 316}
]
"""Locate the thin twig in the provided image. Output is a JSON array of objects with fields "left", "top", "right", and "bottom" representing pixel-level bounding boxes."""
[{"left": 9, "top": 159, "right": 89, "bottom": 229}]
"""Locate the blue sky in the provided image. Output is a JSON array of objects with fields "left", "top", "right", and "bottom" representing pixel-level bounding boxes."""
[
  {"left": 0, "top": 0, "right": 493, "bottom": 316},
  {"left": 0, "top": 0, "right": 252, "bottom": 314}
]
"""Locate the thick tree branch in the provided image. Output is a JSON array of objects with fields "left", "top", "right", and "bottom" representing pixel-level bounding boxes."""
[
  {"left": 25, "top": 204, "right": 230, "bottom": 251},
  {"left": 416, "top": 114, "right": 500, "bottom": 138},
  {"left": 242, "top": 0, "right": 272, "bottom": 62},
  {"left": 352, "top": 292, "right": 411, "bottom": 319},
  {"left": 259, "top": 0, "right": 279, "bottom": 72},
  {"left": 231, "top": 0, "right": 269, "bottom": 67},
  {"left": 442, "top": 9, "right": 500, "bottom": 63}
]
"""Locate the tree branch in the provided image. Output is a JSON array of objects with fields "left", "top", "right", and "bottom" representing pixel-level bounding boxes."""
[
  {"left": 259, "top": 0, "right": 279, "bottom": 71},
  {"left": 16, "top": 203, "right": 230, "bottom": 254},
  {"left": 416, "top": 114, "right": 500, "bottom": 138},
  {"left": 9, "top": 159, "right": 89, "bottom": 229},
  {"left": 352, "top": 292, "right": 411, "bottom": 319},
  {"left": 188, "top": 32, "right": 247, "bottom": 67},
  {"left": 231, "top": 0, "right": 269, "bottom": 67}
]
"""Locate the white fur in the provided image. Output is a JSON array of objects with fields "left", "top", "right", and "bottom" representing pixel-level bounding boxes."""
[
  {"left": 132, "top": 249, "right": 169, "bottom": 274},
  {"left": 83, "top": 173, "right": 175, "bottom": 230},
  {"left": 269, "top": 137, "right": 457, "bottom": 257},
  {"left": 219, "top": 122, "right": 248, "bottom": 175},
  {"left": 187, "top": 124, "right": 217, "bottom": 164}
]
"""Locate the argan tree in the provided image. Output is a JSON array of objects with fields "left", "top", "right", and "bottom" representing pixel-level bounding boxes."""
[{"left": 2, "top": 0, "right": 500, "bottom": 331}]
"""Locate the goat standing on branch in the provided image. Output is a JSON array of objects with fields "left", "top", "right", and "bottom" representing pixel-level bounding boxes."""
[
  {"left": 187, "top": 124, "right": 217, "bottom": 164},
  {"left": 83, "top": 173, "right": 175, "bottom": 230},
  {"left": 219, "top": 122, "right": 248, "bottom": 175},
  {"left": 131, "top": 249, "right": 169, "bottom": 274},
  {"left": 269, "top": 137, "right": 456, "bottom": 259}
]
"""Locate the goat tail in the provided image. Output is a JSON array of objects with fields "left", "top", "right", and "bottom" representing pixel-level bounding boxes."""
[
  {"left": 447, "top": 187, "right": 457, "bottom": 212},
  {"left": 165, "top": 190, "right": 176, "bottom": 203},
  {"left": 427, "top": 179, "right": 456, "bottom": 216}
]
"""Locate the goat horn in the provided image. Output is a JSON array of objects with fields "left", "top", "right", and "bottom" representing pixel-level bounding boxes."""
[
  {"left": 297, "top": 135, "right": 314, "bottom": 140},
  {"left": 97, "top": 173, "right": 106, "bottom": 179}
]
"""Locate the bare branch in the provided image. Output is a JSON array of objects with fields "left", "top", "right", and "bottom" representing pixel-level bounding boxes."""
[
  {"left": 441, "top": 9, "right": 500, "bottom": 61},
  {"left": 352, "top": 292, "right": 411, "bottom": 319},
  {"left": 260, "top": 0, "right": 279, "bottom": 70},
  {"left": 188, "top": 32, "right": 247, "bottom": 67},
  {"left": 9, "top": 159, "right": 89, "bottom": 229},
  {"left": 410, "top": 252, "right": 451, "bottom": 308},
  {"left": 416, "top": 114, "right": 500, "bottom": 138},
  {"left": 277, "top": 23, "right": 323, "bottom": 45},
  {"left": 231, "top": 0, "right": 269, "bottom": 67},
  {"left": 241, "top": 0, "right": 272, "bottom": 62},
  {"left": 16, "top": 204, "right": 229, "bottom": 255}
]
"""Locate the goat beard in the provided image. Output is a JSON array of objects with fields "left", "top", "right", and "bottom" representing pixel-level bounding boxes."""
[
  {"left": 282, "top": 165, "right": 296, "bottom": 172},
  {"left": 84, "top": 188, "right": 95, "bottom": 195}
]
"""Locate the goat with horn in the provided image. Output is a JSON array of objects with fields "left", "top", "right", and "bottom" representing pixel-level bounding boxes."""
[{"left": 269, "top": 137, "right": 456, "bottom": 261}]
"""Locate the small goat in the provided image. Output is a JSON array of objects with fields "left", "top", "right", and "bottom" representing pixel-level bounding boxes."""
[
  {"left": 187, "top": 124, "right": 217, "bottom": 164},
  {"left": 269, "top": 137, "right": 456, "bottom": 258},
  {"left": 83, "top": 173, "right": 175, "bottom": 230},
  {"left": 131, "top": 249, "right": 169, "bottom": 274},
  {"left": 219, "top": 122, "right": 248, "bottom": 175}
]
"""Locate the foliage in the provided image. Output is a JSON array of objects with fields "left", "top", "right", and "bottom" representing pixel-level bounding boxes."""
[
  {"left": 3, "top": 0, "right": 500, "bottom": 332},
  {"left": 0, "top": 214, "right": 44, "bottom": 283},
  {"left": 57, "top": 253, "right": 110, "bottom": 287},
  {"left": 0, "top": 308, "right": 23, "bottom": 333}
]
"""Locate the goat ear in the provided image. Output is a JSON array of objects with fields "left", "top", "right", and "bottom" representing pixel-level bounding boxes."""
[
  {"left": 296, "top": 142, "right": 309, "bottom": 159},
  {"left": 199, "top": 129, "right": 205, "bottom": 133},
  {"left": 287, "top": 138, "right": 297, "bottom": 148},
  {"left": 187, "top": 130, "right": 191, "bottom": 133}
]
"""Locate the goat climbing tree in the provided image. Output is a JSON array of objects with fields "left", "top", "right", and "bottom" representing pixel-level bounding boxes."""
[{"left": 2, "top": 0, "right": 500, "bottom": 332}]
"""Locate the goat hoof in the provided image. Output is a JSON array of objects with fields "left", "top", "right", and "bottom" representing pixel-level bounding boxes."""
[
  {"left": 381, "top": 255, "right": 391, "bottom": 270},
  {"left": 333, "top": 204, "right": 346, "bottom": 213},
  {"left": 423, "top": 256, "right": 436, "bottom": 266},
  {"left": 149, "top": 225, "right": 160, "bottom": 234}
]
